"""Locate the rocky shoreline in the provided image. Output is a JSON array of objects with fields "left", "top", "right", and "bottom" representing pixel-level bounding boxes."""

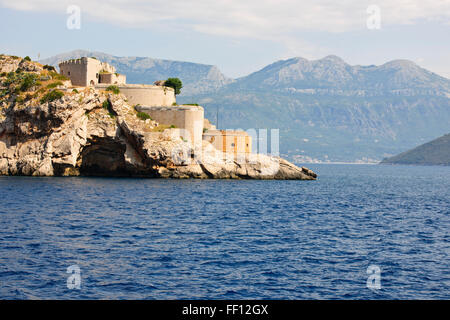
[{"left": 0, "top": 55, "right": 317, "bottom": 180}]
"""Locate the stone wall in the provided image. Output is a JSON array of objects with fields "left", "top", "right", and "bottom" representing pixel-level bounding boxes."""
[
  {"left": 99, "top": 73, "right": 126, "bottom": 85},
  {"left": 136, "top": 105, "right": 204, "bottom": 146},
  {"left": 105, "top": 84, "right": 176, "bottom": 107}
]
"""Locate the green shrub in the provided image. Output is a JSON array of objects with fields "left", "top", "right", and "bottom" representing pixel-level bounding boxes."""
[
  {"left": 164, "top": 77, "right": 182, "bottom": 95},
  {"left": 23, "top": 56, "right": 31, "bottom": 62},
  {"left": 47, "top": 81, "right": 63, "bottom": 89},
  {"left": 15, "top": 95, "right": 25, "bottom": 103},
  {"left": 102, "top": 99, "right": 117, "bottom": 117},
  {"left": 184, "top": 103, "right": 199, "bottom": 106},
  {"left": 0, "top": 72, "right": 7, "bottom": 77},
  {"left": 40, "top": 90, "right": 64, "bottom": 103},
  {"left": 49, "top": 71, "right": 68, "bottom": 81},
  {"left": 136, "top": 112, "right": 151, "bottom": 121},
  {"left": 19, "top": 73, "right": 38, "bottom": 92},
  {"left": 102, "top": 100, "right": 110, "bottom": 109},
  {"left": 106, "top": 85, "right": 120, "bottom": 94},
  {"left": 4, "top": 72, "right": 17, "bottom": 85},
  {"left": 170, "top": 124, "right": 176, "bottom": 128},
  {"left": 72, "top": 89, "right": 79, "bottom": 93}
]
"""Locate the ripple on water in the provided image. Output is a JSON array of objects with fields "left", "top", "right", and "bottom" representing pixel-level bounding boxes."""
[{"left": 0, "top": 165, "right": 449, "bottom": 299}]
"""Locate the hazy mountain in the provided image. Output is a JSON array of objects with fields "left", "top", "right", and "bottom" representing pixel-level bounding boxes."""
[
  {"left": 41, "top": 51, "right": 450, "bottom": 162},
  {"left": 39, "top": 50, "right": 233, "bottom": 95},
  {"left": 227, "top": 55, "right": 449, "bottom": 93},
  {"left": 380, "top": 133, "right": 450, "bottom": 166}
]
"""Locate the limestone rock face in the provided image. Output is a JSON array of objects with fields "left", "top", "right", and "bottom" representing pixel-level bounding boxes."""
[
  {"left": 0, "top": 55, "right": 316, "bottom": 180},
  {"left": 0, "top": 55, "right": 21, "bottom": 73}
]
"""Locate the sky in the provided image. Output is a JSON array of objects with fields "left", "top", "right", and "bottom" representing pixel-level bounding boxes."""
[{"left": 0, "top": 0, "right": 449, "bottom": 78}]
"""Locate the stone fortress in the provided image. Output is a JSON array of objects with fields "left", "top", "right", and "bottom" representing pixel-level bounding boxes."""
[{"left": 59, "top": 57, "right": 251, "bottom": 157}]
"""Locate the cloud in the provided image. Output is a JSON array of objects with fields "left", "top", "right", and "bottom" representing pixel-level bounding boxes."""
[{"left": 1, "top": 0, "right": 449, "bottom": 38}]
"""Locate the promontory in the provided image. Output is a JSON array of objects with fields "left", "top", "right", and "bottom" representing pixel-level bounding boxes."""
[{"left": 0, "top": 54, "right": 316, "bottom": 180}]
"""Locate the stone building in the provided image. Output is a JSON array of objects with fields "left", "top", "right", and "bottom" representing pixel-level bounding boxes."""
[
  {"left": 59, "top": 57, "right": 175, "bottom": 107},
  {"left": 59, "top": 57, "right": 126, "bottom": 87},
  {"left": 203, "top": 129, "right": 252, "bottom": 158}
]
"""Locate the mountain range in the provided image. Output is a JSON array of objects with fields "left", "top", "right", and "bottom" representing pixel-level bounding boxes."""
[{"left": 40, "top": 50, "right": 450, "bottom": 163}]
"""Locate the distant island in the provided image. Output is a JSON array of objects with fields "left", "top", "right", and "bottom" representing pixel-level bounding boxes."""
[{"left": 380, "top": 133, "right": 450, "bottom": 166}]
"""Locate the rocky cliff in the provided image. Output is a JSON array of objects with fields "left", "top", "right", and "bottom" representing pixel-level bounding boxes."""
[{"left": 0, "top": 55, "right": 316, "bottom": 180}]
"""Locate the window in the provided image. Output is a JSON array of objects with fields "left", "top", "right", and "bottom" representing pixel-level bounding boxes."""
[
  {"left": 67, "top": 71, "right": 70, "bottom": 76},
  {"left": 231, "top": 143, "right": 235, "bottom": 147}
]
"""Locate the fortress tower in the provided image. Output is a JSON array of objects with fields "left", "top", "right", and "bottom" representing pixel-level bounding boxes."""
[{"left": 59, "top": 57, "right": 126, "bottom": 87}]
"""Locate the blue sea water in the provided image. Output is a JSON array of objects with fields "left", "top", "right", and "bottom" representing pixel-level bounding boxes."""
[{"left": 0, "top": 164, "right": 449, "bottom": 300}]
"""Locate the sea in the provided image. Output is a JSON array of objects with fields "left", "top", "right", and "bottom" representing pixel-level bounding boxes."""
[{"left": 0, "top": 164, "right": 449, "bottom": 299}]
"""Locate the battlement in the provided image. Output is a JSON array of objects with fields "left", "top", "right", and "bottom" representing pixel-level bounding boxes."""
[{"left": 59, "top": 58, "right": 88, "bottom": 65}]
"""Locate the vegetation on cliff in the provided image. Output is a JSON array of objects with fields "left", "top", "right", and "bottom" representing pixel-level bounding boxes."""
[{"left": 0, "top": 54, "right": 70, "bottom": 112}]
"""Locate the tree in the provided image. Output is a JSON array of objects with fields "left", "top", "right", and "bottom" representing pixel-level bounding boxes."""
[{"left": 165, "top": 78, "right": 182, "bottom": 95}]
